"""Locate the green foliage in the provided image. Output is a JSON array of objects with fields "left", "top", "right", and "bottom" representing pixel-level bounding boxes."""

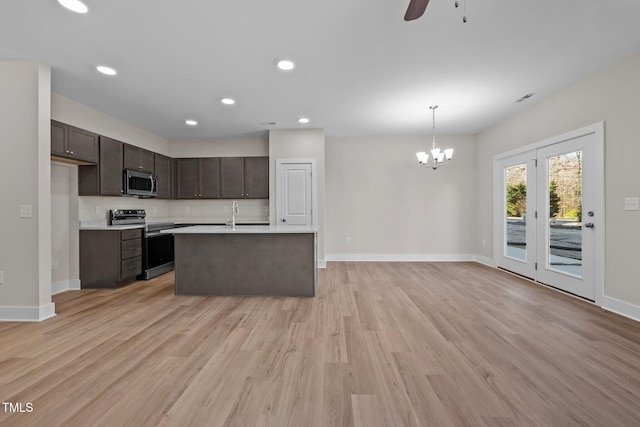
[
  {"left": 549, "top": 181, "right": 560, "bottom": 218},
  {"left": 507, "top": 183, "right": 527, "bottom": 217},
  {"left": 565, "top": 207, "right": 582, "bottom": 221}
]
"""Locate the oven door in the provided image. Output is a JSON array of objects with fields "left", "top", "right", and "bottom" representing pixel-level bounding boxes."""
[{"left": 140, "top": 232, "right": 174, "bottom": 279}]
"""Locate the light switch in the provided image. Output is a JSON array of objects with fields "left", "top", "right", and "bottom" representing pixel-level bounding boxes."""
[
  {"left": 19, "top": 205, "right": 33, "bottom": 218},
  {"left": 0, "top": 271, "right": 4, "bottom": 284},
  {"left": 624, "top": 198, "right": 640, "bottom": 211}
]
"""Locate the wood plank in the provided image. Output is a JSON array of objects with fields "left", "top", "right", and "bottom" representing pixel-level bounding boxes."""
[{"left": 1, "top": 262, "right": 640, "bottom": 426}]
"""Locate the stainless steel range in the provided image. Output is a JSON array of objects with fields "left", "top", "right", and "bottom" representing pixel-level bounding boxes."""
[{"left": 110, "top": 209, "right": 175, "bottom": 280}]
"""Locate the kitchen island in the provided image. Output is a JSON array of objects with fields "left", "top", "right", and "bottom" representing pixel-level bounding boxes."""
[{"left": 163, "top": 225, "right": 318, "bottom": 297}]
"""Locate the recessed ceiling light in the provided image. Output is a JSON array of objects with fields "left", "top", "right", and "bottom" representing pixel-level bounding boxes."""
[
  {"left": 96, "top": 65, "right": 117, "bottom": 76},
  {"left": 185, "top": 120, "right": 198, "bottom": 126},
  {"left": 57, "top": 0, "right": 88, "bottom": 14},
  {"left": 298, "top": 117, "right": 310, "bottom": 124},
  {"left": 277, "top": 60, "right": 295, "bottom": 71},
  {"left": 221, "top": 98, "right": 235, "bottom": 105}
]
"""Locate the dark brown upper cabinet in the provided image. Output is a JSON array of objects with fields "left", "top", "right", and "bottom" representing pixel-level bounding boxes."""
[
  {"left": 154, "top": 154, "right": 172, "bottom": 199},
  {"left": 221, "top": 157, "right": 269, "bottom": 199},
  {"left": 78, "top": 136, "right": 124, "bottom": 196},
  {"left": 176, "top": 157, "right": 220, "bottom": 199},
  {"left": 244, "top": 157, "right": 269, "bottom": 199},
  {"left": 124, "top": 144, "right": 154, "bottom": 173},
  {"left": 220, "top": 157, "right": 245, "bottom": 198},
  {"left": 51, "top": 120, "right": 99, "bottom": 164}
]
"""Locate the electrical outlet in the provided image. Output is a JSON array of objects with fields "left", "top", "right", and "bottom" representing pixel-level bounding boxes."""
[
  {"left": 0, "top": 271, "right": 4, "bottom": 284},
  {"left": 19, "top": 205, "right": 33, "bottom": 218},
  {"left": 185, "top": 207, "right": 190, "bottom": 213},
  {"left": 224, "top": 206, "right": 229, "bottom": 213},
  {"left": 95, "top": 206, "right": 103, "bottom": 215},
  {"left": 346, "top": 236, "right": 351, "bottom": 244},
  {"left": 482, "top": 239, "right": 487, "bottom": 246},
  {"left": 52, "top": 259, "right": 59, "bottom": 270},
  {"left": 624, "top": 198, "right": 640, "bottom": 211}
]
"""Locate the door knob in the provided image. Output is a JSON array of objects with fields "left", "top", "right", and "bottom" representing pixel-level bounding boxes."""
[
  {"left": 282, "top": 218, "right": 286, "bottom": 223},
  {"left": 584, "top": 222, "right": 594, "bottom": 228}
]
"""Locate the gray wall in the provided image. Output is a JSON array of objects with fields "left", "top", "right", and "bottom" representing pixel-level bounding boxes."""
[
  {"left": 325, "top": 135, "right": 476, "bottom": 259},
  {"left": 0, "top": 61, "right": 53, "bottom": 320}
]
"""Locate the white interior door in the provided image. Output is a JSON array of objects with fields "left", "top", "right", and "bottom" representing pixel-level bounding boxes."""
[
  {"left": 277, "top": 161, "right": 313, "bottom": 226},
  {"left": 495, "top": 125, "right": 603, "bottom": 301}
]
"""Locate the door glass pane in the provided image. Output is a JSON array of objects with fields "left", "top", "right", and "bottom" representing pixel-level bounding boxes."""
[
  {"left": 548, "top": 151, "right": 582, "bottom": 277},
  {"left": 505, "top": 164, "right": 527, "bottom": 261}
]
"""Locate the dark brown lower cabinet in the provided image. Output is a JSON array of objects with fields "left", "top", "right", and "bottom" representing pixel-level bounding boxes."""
[{"left": 80, "top": 228, "right": 142, "bottom": 288}]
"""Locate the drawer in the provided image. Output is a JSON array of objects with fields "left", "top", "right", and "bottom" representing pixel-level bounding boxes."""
[
  {"left": 121, "top": 256, "right": 141, "bottom": 279},
  {"left": 120, "top": 228, "right": 142, "bottom": 241},
  {"left": 121, "top": 239, "right": 142, "bottom": 260}
]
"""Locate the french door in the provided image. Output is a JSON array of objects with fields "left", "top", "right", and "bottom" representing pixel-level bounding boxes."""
[{"left": 495, "top": 125, "right": 604, "bottom": 301}]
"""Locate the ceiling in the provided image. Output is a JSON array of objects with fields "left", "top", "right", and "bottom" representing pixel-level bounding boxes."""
[{"left": 1, "top": 0, "right": 640, "bottom": 139}]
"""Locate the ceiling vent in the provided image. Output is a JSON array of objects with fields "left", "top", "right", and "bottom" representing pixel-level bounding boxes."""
[{"left": 514, "top": 93, "right": 536, "bottom": 103}]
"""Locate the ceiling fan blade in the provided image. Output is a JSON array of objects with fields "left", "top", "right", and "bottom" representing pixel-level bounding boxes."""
[{"left": 404, "top": 0, "right": 430, "bottom": 21}]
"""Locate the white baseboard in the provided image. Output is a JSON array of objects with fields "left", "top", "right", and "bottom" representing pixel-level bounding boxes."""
[
  {"left": 474, "top": 255, "right": 496, "bottom": 268},
  {"left": 0, "top": 303, "right": 56, "bottom": 322},
  {"left": 601, "top": 296, "right": 640, "bottom": 323},
  {"left": 52, "top": 279, "right": 81, "bottom": 295},
  {"left": 325, "top": 254, "right": 475, "bottom": 262}
]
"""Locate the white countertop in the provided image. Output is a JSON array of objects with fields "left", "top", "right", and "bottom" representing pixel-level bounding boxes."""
[
  {"left": 79, "top": 221, "right": 144, "bottom": 231},
  {"left": 162, "top": 225, "right": 319, "bottom": 234}
]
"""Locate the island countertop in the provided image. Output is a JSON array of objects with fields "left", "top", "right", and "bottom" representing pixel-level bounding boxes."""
[{"left": 162, "top": 225, "right": 319, "bottom": 234}]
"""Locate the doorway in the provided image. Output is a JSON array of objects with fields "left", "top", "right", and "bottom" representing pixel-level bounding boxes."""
[{"left": 494, "top": 124, "right": 604, "bottom": 301}]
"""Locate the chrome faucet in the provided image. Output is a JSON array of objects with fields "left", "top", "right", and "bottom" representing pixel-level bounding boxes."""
[{"left": 231, "top": 200, "right": 239, "bottom": 230}]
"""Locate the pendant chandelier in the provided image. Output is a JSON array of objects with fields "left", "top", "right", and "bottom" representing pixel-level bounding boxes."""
[{"left": 416, "top": 105, "right": 453, "bottom": 170}]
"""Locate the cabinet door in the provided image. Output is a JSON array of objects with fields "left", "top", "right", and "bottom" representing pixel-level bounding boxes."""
[
  {"left": 220, "top": 157, "right": 245, "bottom": 198},
  {"left": 67, "top": 126, "right": 99, "bottom": 163},
  {"left": 123, "top": 144, "right": 138, "bottom": 170},
  {"left": 200, "top": 158, "right": 221, "bottom": 198},
  {"left": 154, "top": 154, "right": 172, "bottom": 199},
  {"left": 99, "top": 136, "right": 124, "bottom": 196},
  {"left": 138, "top": 149, "right": 155, "bottom": 173},
  {"left": 176, "top": 158, "right": 200, "bottom": 199},
  {"left": 51, "top": 120, "right": 68, "bottom": 158},
  {"left": 244, "top": 157, "right": 269, "bottom": 199}
]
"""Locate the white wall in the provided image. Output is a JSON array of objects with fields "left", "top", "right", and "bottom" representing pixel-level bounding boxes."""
[
  {"left": 269, "top": 129, "right": 326, "bottom": 263},
  {"left": 169, "top": 137, "right": 268, "bottom": 158},
  {"left": 325, "top": 135, "right": 476, "bottom": 260},
  {"left": 476, "top": 52, "right": 640, "bottom": 311},
  {"left": 0, "top": 61, "right": 54, "bottom": 321}
]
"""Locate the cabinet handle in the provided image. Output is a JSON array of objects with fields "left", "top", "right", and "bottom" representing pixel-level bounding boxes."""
[
  {"left": 139, "top": 165, "right": 143, "bottom": 169},
  {"left": 129, "top": 265, "right": 135, "bottom": 270},
  {"left": 70, "top": 151, "right": 74, "bottom": 155},
  {"left": 65, "top": 150, "right": 70, "bottom": 154}
]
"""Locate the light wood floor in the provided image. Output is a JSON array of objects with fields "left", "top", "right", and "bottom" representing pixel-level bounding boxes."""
[{"left": 2, "top": 262, "right": 640, "bottom": 426}]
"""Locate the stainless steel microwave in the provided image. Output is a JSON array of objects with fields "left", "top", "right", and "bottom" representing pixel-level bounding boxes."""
[{"left": 123, "top": 169, "right": 157, "bottom": 197}]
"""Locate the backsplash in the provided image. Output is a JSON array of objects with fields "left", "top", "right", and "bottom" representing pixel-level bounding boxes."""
[{"left": 79, "top": 196, "right": 269, "bottom": 224}]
